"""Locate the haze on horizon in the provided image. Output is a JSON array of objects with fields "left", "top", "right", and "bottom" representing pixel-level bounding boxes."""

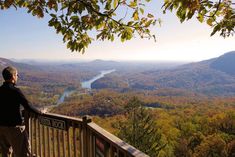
[{"left": 0, "top": 1, "right": 235, "bottom": 62}]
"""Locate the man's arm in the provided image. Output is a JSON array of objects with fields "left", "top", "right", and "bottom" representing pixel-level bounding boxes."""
[{"left": 17, "top": 88, "right": 42, "bottom": 114}]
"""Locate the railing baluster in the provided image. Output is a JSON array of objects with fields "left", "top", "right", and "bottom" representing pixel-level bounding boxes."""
[
  {"left": 30, "top": 117, "right": 33, "bottom": 155},
  {"left": 79, "top": 125, "right": 83, "bottom": 157},
  {"left": 87, "top": 128, "right": 90, "bottom": 157},
  {"left": 43, "top": 126, "right": 46, "bottom": 157},
  {"left": 38, "top": 121, "right": 42, "bottom": 157},
  {"left": 112, "top": 146, "right": 117, "bottom": 157},
  {"left": 117, "top": 148, "right": 120, "bottom": 157},
  {"left": 35, "top": 118, "right": 38, "bottom": 156},
  {"left": 82, "top": 117, "right": 89, "bottom": 157},
  {"left": 67, "top": 127, "right": 71, "bottom": 157},
  {"left": 52, "top": 129, "right": 56, "bottom": 157},
  {"left": 107, "top": 143, "right": 112, "bottom": 157},
  {"left": 62, "top": 130, "right": 66, "bottom": 157},
  {"left": 73, "top": 126, "right": 77, "bottom": 157},
  {"left": 57, "top": 130, "right": 61, "bottom": 157},
  {"left": 47, "top": 127, "right": 51, "bottom": 157},
  {"left": 87, "top": 128, "right": 93, "bottom": 157}
]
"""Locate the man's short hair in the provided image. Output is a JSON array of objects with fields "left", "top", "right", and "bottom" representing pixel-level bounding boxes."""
[{"left": 2, "top": 66, "right": 17, "bottom": 81}]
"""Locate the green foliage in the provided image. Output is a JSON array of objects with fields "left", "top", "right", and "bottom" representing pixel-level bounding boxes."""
[
  {"left": 117, "top": 97, "right": 165, "bottom": 156},
  {"left": 0, "top": 0, "right": 156, "bottom": 53},
  {"left": 1, "top": 1, "right": 234, "bottom": 54},
  {"left": 163, "top": 0, "right": 235, "bottom": 37}
]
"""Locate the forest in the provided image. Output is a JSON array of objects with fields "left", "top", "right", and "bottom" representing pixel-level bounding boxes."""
[
  {"left": 51, "top": 89, "right": 235, "bottom": 157},
  {"left": 0, "top": 55, "right": 235, "bottom": 156}
]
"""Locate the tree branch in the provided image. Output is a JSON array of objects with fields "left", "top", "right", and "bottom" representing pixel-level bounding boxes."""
[
  {"left": 211, "top": 0, "right": 221, "bottom": 18},
  {"left": 79, "top": 0, "right": 147, "bottom": 30}
]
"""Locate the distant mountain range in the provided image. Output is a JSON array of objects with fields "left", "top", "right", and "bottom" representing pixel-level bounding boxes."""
[
  {"left": 1, "top": 51, "right": 235, "bottom": 96},
  {"left": 92, "top": 51, "right": 235, "bottom": 96},
  {"left": 0, "top": 57, "right": 82, "bottom": 87},
  {"left": 149, "top": 51, "right": 235, "bottom": 96}
]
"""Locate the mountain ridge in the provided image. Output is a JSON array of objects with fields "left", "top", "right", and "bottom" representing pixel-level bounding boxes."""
[
  {"left": 1, "top": 51, "right": 235, "bottom": 96},
  {"left": 91, "top": 51, "right": 235, "bottom": 96},
  {"left": 210, "top": 51, "right": 235, "bottom": 75}
]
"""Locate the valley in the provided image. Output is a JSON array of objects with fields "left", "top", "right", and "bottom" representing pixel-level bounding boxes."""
[{"left": 0, "top": 51, "right": 235, "bottom": 156}]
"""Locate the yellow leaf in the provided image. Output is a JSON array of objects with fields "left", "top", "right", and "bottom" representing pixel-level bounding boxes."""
[
  {"left": 140, "top": 8, "right": 144, "bottom": 14},
  {"left": 145, "top": 20, "right": 152, "bottom": 27},
  {"left": 130, "top": 1, "right": 137, "bottom": 8},
  {"left": 113, "top": 0, "right": 118, "bottom": 8},
  {"left": 197, "top": 14, "right": 204, "bottom": 23},
  {"left": 206, "top": 18, "right": 213, "bottom": 26},
  {"left": 147, "top": 13, "right": 154, "bottom": 18},
  {"left": 133, "top": 11, "right": 139, "bottom": 20}
]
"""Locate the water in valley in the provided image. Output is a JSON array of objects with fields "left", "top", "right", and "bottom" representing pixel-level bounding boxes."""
[
  {"left": 57, "top": 69, "right": 115, "bottom": 104},
  {"left": 81, "top": 69, "right": 115, "bottom": 89}
]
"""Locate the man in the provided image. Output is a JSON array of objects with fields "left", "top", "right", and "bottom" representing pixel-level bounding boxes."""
[{"left": 0, "top": 66, "right": 42, "bottom": 157}]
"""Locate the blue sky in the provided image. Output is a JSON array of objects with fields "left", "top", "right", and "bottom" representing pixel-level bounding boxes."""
[{"left": 0, "top": 1, "right": 235, "bottom": 62}]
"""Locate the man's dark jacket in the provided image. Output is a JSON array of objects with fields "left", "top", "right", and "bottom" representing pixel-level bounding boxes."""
[{"left": 0, "top": 82, "right": 40, "bottom": 126}]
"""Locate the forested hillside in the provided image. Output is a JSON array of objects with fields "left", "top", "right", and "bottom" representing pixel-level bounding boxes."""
[
  {"left": 211, "top": 51, "right": 235, "bottom": 76},
  {"left": 92, "top": 51, "right": 235, "bottom": 96},
  {"left": 51, "top": 89, "right": 235, "bottom": 157}
]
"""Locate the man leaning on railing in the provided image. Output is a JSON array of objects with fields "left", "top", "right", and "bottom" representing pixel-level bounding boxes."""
[{"left": 0, "top": 66, "right": 43, "bottom": 157}]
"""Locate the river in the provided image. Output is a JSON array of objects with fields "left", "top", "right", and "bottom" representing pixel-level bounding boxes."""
[
  {"left": 57, "top": 69, "right": 115, "bottom": 104},
  {"left": 81, "top": 69, "right": 115, "bottom": 89}
]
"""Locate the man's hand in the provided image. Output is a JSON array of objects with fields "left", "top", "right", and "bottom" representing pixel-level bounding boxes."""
[{"left": 40, "top": 108, "right": 47, "bottom": 114}]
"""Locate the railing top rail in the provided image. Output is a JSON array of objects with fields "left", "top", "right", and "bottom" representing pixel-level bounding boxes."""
[
  {"left": 40, "top": 112, "right": 83, "bottom": 122},
  {"left": 29, "top": 112, "right": 82, "bottom": 122},
  {"left": 88, "top": 122, "right": 149, "bottom": 157}
]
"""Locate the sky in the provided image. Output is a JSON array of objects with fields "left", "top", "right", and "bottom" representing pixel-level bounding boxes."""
[{"left": 0, "top": 1, "right": 235, "bottom": 62}]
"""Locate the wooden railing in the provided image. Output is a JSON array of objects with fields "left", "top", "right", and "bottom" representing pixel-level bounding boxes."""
[{"left": 17, "top": 111, "right": 148, "bottom": 157}]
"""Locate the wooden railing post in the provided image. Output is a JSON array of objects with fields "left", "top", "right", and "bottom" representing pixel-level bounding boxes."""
[{"left": 82, "top": 116, "right": 92, "bottom": 157}]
